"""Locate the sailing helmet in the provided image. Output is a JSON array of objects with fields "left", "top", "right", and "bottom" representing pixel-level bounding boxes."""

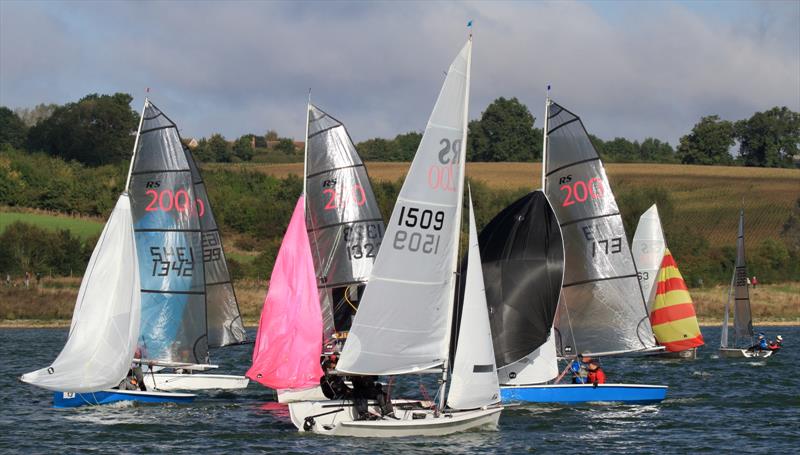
[
  {"left": 776, "top": 335, "right": 783, "bottom": 341},
  {"left": 758, "top": 333, "right": 765, "bottom": 339}
]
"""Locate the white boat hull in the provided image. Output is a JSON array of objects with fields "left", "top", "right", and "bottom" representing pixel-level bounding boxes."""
[
  {"left": 143, "top": 373, "right": 249, "bottom": 391},
  {"left": 289, "top": 399, "right": 502, "bottom": 437},
  {"left": 719, "top": 348, "right": 773, "bottom": 359},
  {"left": 277, "top": 386, "right": 328, "bottom": 403}
]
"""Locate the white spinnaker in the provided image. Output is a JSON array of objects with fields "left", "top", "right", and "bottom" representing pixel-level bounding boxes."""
[
  {"left": 337, "top": 40, "right": 471, "bottom": 376},
  {"left": 448, "top": 194, "right": 500, "bottom": 410},
  {"left": 497, "top": 330, "right": 559, "bottom": 385},
  {"left": 632, "top": 204, "right": 666, "bottom": 311},
  {"left": 21, "top": 194, "right": 141, "bottom": 393}
]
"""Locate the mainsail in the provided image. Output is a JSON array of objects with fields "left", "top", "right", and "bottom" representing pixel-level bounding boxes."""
[
  {"left": 724, "top": 209, "right": 754, "bottom": 348},
  {"left": 651, "top": 249, "right": 704, "bottom": 352},
  {"left": 247, "top": 196, "right": 324, "bottom": 390},
  {"left": 480, "top": 191, "right": 563, "bottom": 368},
  {"left": 632, "top": 204, "right": 666, "bottom": 310},
  {"left": 21, "top": 194, "right": 141, "bottom": 392},
  {"left": 129, "top": 101, "right": 207, "bottom": 365},
  {"left": 545, "top": 101, "right": 657, "bottom": 356},
  {"left": 184, "top": 148, "right": 247, "bottom": 347},
  {"left": 337, "top": 39, "right": 472, "bottom": 376},
  {"left": 304, "top": 104, "right": 385, "bottom": 341},
  {"left": 447, "top": 194, "right": 500, "bottom": 410}
]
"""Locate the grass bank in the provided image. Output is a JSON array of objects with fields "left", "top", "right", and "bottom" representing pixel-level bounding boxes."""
[{"left": 2, "top": 278, "right": 797, "bottom": 327}]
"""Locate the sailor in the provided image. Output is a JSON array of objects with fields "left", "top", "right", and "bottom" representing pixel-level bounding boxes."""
[
  {"left": 768, "top": 335, "right": 783, "bottom": 352},
  {"left": 352, "top": 375, "right": 393, "bottom": 420},
  {"left": 752, "top": 333, "right": 769, "bottom": 351},
  {"left": 319, "top": 355, "right": 352, "bottom": 400},
  {"left": 571, "top": 354, "right": 589, "bottom": 384},
  {"left": 587, "top": 360, "right": 606, "bottom": 386}
]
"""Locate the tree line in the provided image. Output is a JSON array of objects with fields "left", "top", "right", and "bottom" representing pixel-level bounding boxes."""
[
  {"left": 1, "top": 93, "right": 798, "bottom": 167},
  {"left": 2, "top": 149, "right": 799, "bottom": 286}
]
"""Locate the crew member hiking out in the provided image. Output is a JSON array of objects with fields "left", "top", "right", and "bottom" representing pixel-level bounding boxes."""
[{"left": 587, "top": 360, "right": 606, "bottom": 386}]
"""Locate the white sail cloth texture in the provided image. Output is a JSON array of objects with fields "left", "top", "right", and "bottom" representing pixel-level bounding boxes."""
[
  {"left": 305, "top": 104, "right": 385, "bottom": 341},
  {"left": 632, "top": 204, "right": 666, "bottom": 310},
  {"left": 497, "top": 331, "right": 559, "bottom": 385},
  {"left": 448, "top": 195, "right": 500, "bottom": 410},
  {"left": 337, "top": 40, "right": 471, "bottom": 376},
  {"left": 545, "top": 101, "right": 657, "bottom": 356},
  {"left": 21, "top": 194, "right": 141, "bottom": 392}
]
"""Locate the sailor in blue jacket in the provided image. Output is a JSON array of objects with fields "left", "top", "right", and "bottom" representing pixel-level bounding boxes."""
[
  {"left": 751, "top": 333, "right": 769, "bottom": 351},
  {"left": 571, "top": 354, "right": 589, "bottom": 384}
]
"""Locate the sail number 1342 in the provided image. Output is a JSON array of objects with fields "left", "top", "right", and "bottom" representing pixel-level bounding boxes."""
[{"left": 393, "top": 206, "right": 445, "bottom": 254}]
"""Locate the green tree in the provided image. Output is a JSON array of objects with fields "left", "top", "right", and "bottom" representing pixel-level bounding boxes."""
[
  {"left": 274, "top": 138, "right": 296, "bottom": 155},
  {"left": 233, "top": 135, "right": 255, "bottom": 161},
  {"left": 14, "top": 103, "right": 57, "bottom": 127},
  {"left": 676, "top": 115, "right": 735, "bottom": 165},
  {"left": 0, "top": 107, "right": 27, "bottom": 149},
  {"left": 602, "top": 137, "right": 639, "bottom": 162},
  {"left": 639, "top": 138, "right": 675, "bottom": 163},
  {"left": 468, "top": 97, "right": 541, "bottom": 162},
  {"left": 735, "top": 106, "right": 800, "bottom": 168},
  {"left": 26, "top": 93, "right": 138, "bottom": 166},
  {"left": 265, "top": 130, "right": 279, "bottom": 141},
  {"left": 208, "top": 134, "right": 233, "bottom": 162}
]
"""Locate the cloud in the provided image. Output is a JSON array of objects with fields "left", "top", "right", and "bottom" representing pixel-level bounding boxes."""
[{"left": 1, "top": 0, "right": 798, "bottom": 147}]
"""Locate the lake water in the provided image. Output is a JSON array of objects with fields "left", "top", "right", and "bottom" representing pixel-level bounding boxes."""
[{"left": 1, "top": 326, "right": 798, "bottom": 453}]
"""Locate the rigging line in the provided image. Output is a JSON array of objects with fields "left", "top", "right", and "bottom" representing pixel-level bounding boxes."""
[
  {"left": 546, "top": 117, "right": 581, "bottom": 136},
  {"left": 343, "top": 284, "right": 358, "bottom": 313}
]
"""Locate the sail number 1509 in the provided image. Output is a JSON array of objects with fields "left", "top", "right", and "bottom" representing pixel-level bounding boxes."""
[{"left": 393, "top": 206, "right": 445, "bottom": 255}]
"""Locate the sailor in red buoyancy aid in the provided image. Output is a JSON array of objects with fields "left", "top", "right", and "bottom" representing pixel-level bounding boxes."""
[{"left": 587, "top": 360, "right": 606, "bottom": 386}]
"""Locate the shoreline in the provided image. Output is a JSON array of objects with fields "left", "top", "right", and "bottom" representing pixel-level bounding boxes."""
[{"left": 2, "top": 319, "right": 798, "bottom": 329}]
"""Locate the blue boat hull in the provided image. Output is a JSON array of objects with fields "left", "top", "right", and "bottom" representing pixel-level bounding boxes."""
[
  {"left": 501, "top": 383, "right": 668, "bottom": 405},
  {"left": 53, "top": 389, "right": 196, "bottom": 408}
]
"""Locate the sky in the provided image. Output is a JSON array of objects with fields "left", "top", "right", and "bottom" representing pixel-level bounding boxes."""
[{"left": 1, "top": 0, "right": 798, "bottom": 146}]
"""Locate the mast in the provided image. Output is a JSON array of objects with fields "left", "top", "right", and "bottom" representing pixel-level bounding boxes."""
[
  {"left": 541, "top": 86, "right": 550, "bottom": 191},
  {"left": 124, "top": 98, "right": 148, "bottom": 192},
  {"left": 439, "top": 35, "right": 472, "bottom": 413},
  {"left": 721, "top": 271, "right": 733, "bottom": 348},
  {"left": 302, "top": 90, "right": 311, "bottom": 202}
]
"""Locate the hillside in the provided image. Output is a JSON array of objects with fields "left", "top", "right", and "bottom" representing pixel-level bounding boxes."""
[{"left": 206, "top": 162, "right": 800, "bottom": 248}]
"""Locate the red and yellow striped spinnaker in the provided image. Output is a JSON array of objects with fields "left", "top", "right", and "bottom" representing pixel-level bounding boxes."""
[{"left": 650, "top": 249, "right": 704, "bottom": 352}]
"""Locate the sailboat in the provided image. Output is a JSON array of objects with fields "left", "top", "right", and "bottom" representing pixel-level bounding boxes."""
[
  {"left": 288, "top": 37, "right": 503, "bottom": 437},
  {"left": 20, "top": 101, "right": 195, "bottom": 408},
  {"left": 275, "top": 103, "right": 386, "bottom": 404},
  {"left": 127, "top": 99, "right": 249, "bottom": 391},
  {"left": 720, "top": 210, "right": 771, "bottom": 358},
  {"left": 489, "top": 95, "right": 668, "bottom": 405},
  {"left": 632, "top": 204, "right": 704, "bottom": 358}
]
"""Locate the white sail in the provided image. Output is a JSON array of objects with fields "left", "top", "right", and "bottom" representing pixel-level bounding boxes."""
[
  {"left": 632, "top": 204, "right": 666, "bottom": 310},
  {"left": 337, "top": 39, "right": 472, "bottom": 376},
  {"left": 448, "top": 194, "right": 500, "bottom": 410},
  {"left": 21, "top": 194, "right": 141, "bottom": 392},
  {"left": 497, "top": 330, "right": 559, "bottom": 385}
]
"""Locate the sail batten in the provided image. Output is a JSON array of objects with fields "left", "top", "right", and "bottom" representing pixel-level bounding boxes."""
[
  {"left": 546, "top": 101, "right": 657, "bottom": 356},
  {"left": 337, "top": 40, "right": 472, "bottom": 376},
  {"left": 129, "top": 101, "right": 208, "bottom": 365}
]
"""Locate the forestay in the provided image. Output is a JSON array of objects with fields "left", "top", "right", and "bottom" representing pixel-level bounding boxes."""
[
  {"left": 448, "top": 195, "right": 500, "bottom": 410},
  {"left": 337, "top": 39, "right": 472, "bottom": 376},
  {"left": 129, "top": 101, "right": 207, "bottom": 365},
  {"left": 21, "top": 194, "right": 141, "bottom": 392},
  {"left": 545, "top": 101, "right": 657, "bottom": 356},
  {"left": 632, "top": 204, "right": 666, "bottom": 310},
  {"left": 304, "top": 104, "right": 385, "bottom": 340},
  {"left": 185, "top": 148, "right": 247, "bottom": 347},
  {"left": 732, "top": 210, "right": 754, "bottom": 345},
  {"left": 247, "top": 196, "right": 324, "bottom": 390},
  {"left": 479, "top": 191, "right": 563, "bottom": 368}
]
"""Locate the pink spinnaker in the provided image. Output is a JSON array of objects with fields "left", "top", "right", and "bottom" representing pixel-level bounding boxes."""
[{"left": 246, "top": 196, "right": 323, "bottom": 390}]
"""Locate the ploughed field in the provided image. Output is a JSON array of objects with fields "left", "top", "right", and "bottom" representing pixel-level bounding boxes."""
[{"left": 206, "top": 162, "right": 800, "bottom": 248}]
